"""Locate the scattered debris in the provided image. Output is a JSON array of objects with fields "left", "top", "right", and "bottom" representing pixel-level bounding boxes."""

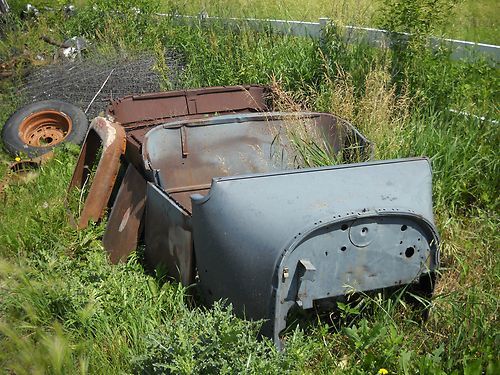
[
  {"left": 61, "top": 36, "right": 87, "bottom": 60},
  {"left": 62, "top": 4, "right": 76, "bottom": 18},
  {"left": 9, "top": 150, "right": 53, "bottom": 173},
  {"left": 41, "top": 35, "right": 88, "bottom": 60},
  {"left": 22, "top": 3, "right": 40, "bottom": 19},
  {"left": 67, "top": 85, "right": 440, "bottom": 349}
]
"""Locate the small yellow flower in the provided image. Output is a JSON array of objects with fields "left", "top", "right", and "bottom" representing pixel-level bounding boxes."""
[
  {"left": 15, "top": 157, "right": 21, "bottom": 162},
  {"left": 378, "top": 369, "right": 389, "bottom": 375}
]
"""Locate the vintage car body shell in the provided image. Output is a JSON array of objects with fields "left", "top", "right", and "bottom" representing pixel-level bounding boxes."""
[{"left": 68, "top": 85, "right": 439, "bottom": 347}]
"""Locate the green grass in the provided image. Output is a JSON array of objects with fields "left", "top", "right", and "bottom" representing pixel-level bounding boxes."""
[
  {"left": 0, "top": 1, "right": 499, "bottom": 374},
  {"left": 158, "top": 0, "right": 500, "bottom": 44},
  {"left": 4, "top": 0, "right": 500, "bottom": 43}
]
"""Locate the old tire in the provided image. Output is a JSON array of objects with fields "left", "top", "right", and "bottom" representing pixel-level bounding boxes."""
[{"left": 1, "top": 100, "right": 88, "bottom": 157}]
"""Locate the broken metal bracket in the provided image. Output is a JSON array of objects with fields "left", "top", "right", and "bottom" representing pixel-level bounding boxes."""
[{"left": 296, "top": 259, "right": 317, "bottom": 309}]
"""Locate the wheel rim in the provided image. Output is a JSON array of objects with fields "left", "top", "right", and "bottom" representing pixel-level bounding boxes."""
[{"left": 19, "top": 110, "right": 73, "bottom": 147}]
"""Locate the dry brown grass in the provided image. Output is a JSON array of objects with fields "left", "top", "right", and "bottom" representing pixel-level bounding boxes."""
[
  {"left": 268, "top": 78, "right": 332, "bottom": 167},
  {"left": 323, "top": 62, "right": 411, "bottom": 159},
  {"left": 270, "top": 61, "right": 411, "bottom": 160}
]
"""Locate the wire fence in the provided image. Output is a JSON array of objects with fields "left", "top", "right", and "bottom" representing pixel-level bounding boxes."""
[{"left": 19, "top": 51, "right": 185, "bottom": 118}]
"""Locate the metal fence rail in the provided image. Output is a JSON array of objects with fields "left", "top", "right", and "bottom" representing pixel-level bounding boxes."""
[{"left": 158, "top": 13, "right": 500, "bottom": 66}]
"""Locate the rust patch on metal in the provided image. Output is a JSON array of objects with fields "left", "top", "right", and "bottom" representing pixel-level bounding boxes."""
[
  {"left": 68, "top": 117, "right": 126, "bottom": 228},
  {"left": 19, "top": 110, "right": 72, "bottom": 147},
  {"left": 180, "top": 126, "right": 189, "bottom": 158},
  {"left": 103, "top": 164, "right": 147, "bottom": 263},
  {"left": 108, "top": 85, "right": 269, "bottom": 128}
]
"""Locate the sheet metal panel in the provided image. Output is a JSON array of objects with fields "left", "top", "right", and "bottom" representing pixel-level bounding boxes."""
[
  {"left": 108, "top": 85, "right": 269, "bottom": 127},
  {"left": 103, "top": 164, "right": 147, "bottom": 263},
  {"left": 190, "top": 158, "right": 439, "bottom": 345},
  {"left": 142, "top": 112, "right": 369, "bottom": 212},
  {"left": 145, "top": 183, "right": 195, "bottom": 286}
]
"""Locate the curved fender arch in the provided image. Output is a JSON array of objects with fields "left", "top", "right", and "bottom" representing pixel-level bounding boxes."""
[{"left": 269, "top": 210, "right": 440, "bottom": 348}]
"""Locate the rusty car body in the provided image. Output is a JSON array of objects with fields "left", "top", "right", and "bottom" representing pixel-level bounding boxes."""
[{"left": 68, "top": 85, "right": 439, "bottom": 347}]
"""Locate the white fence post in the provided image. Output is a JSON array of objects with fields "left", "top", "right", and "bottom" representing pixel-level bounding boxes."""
[{"left": 319, "top": 18, "right": 330, "bottom": 48}]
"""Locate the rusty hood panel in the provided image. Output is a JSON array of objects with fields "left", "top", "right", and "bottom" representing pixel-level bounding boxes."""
[{"left": 108, "top": 85, "right": 270, "bottom": 128}]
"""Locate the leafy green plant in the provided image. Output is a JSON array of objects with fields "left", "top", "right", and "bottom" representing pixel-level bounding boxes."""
[{"left": 377, "top": 0, "right": 456, "bottom": 36}]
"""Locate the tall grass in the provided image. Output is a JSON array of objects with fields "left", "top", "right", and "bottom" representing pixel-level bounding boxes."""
[
  {"left": 158, "top": 0, "right": 499, "bottom": 43},
  {"left": 0, "top": 1, "right": 498, "bottom": 373},
  {"left": 4, "top": 0, "right": 499, "bottom": 42}
]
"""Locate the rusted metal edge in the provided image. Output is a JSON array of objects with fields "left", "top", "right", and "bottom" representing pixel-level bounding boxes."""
[
  {"left": 67, "top": 117, "right": 126, "bottom": 229},
  {"left": 127, "top": 84, "right": 267, "bottom": 100},
  {"left": 103, "top": 164, "right": 147, "bottom": 263},
  {"left": 107, "top": 85, "right": 270, "bottom": 128}
]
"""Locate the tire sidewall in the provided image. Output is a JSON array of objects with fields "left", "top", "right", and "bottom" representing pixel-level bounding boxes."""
[{"left": 1, "top": 100, "right": 88, "bottom": 157}]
